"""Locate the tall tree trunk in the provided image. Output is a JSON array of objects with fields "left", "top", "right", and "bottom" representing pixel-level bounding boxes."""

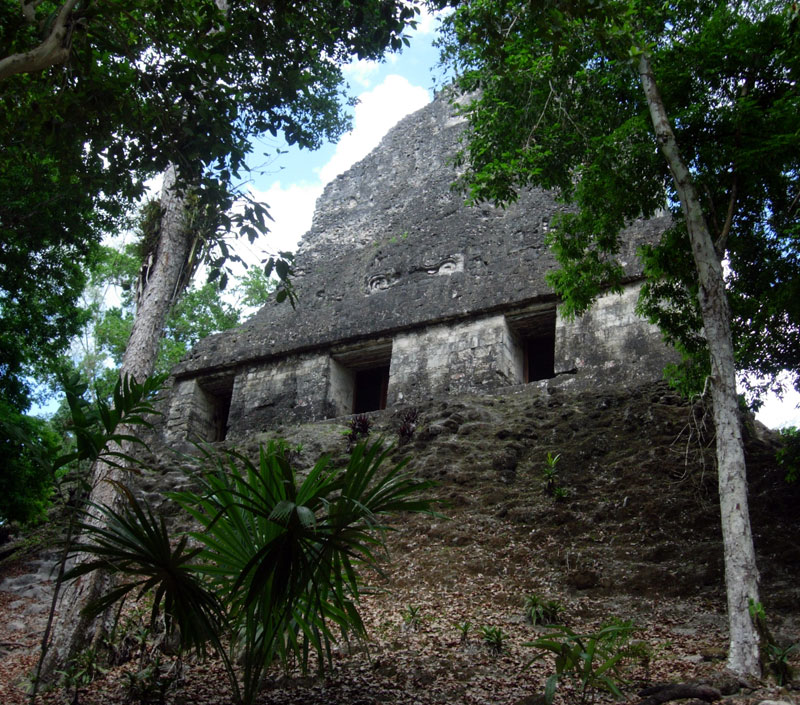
[
  {"left": 39, "top": 165, "right": 194, "bottom": 680},
  {"left": 638, "top": 54, "right": 761, "bottom": 677}
]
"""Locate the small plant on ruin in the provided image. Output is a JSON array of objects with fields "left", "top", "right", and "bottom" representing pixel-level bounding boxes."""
[
  {"left": 749, "top": 599, "right": 797, "bottom": 685},
  {"left": 123, "top": 653, "right": 183, "bottom": 705},
  {"left": 553, "top": 486, "right": 570, "bottom": 501},
  {"left": 525, "top": 595, "right": 565, "bottom": 626},
  {"left": 285, "top": 442, "right": 303, "bottom": 463},
  {"left": 345, "top": 413, "right": 372, "bottom": 447},
  {"left": 542, "top": 451, "right": 569, "bottom": 498},
  {"left": 57, "top": 647, "right": 108, "bottom": 705},
  {"left": 526, "top": 619, "right": 642, "bottom": 705},
  {"left": 398, "top": 407, "right": 419, "bottom": 445},
  {"left": 112, "top": 606, "right": 185, "bottom": 705},
  {"left": 457, "top": 620, "right": 472, "bottom": 643},
  {"left": 480, "top": 625, "right": 508, "bottom": 654},
  {"left": 542, "top": 451, "right": 561, "bottom": 494},
  {"left": 403, "top": 605, "right": 422, "bottom": 631},
  {"left": 765, "top": 641, "right": 798, "bottom": 685}
]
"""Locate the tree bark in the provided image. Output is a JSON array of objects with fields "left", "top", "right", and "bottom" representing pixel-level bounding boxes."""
[
  {"left": 40, "top": 0, "right": 231, "bottom": 674},
  {"left": 638, "top": 54, "right": 761, "bottom": 677},
  {"left": 39, "top": 165, "right": 194, "bottom": 680},
  {"left": 0, "top": 0, "right": 81, "bottom": 81},
  {"left": 121, "top": 165, "right": 193, "bottom": 379}
]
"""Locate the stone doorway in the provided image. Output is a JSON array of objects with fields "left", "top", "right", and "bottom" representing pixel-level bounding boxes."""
[
  {"left": 353, "top": 366, "right": 390, "bottom": 413},
  {"left": 199, "top": 376, "right": 234, "bottom": 441},
  {"left": 506, "top": 305, "right": 557, "bottom": 383},
  {"left": 329, "top": 339, "right": 393, "bottom": 416}
]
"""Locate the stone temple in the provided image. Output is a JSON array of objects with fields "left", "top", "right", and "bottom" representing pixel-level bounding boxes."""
[{"left": 164, "top": 94, "right": 675, "bottom": 443}]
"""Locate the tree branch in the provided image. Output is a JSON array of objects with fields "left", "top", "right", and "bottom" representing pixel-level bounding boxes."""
[
  {"left": 525, "top": 81, "right": 556, "bottom": 149},
  {"left": 789, "top": 188, "right": 800, "bottom": 215},
  {"left": 637, "top": 684, "right": 722, "bottom": 705},
  {"left": 716, "top": 78, "right": 753, "bottom": 255},
  {"left": 0, "top": 0, "right": 81, "bottom": 81},
  {"left": 703, "top": 182, "right": 721, "bottom": 237},
  {"left": 20, "top": 0, "right": 48, "bottom": 24},
  {"left": 715, "top": 175, "right": 737, "bottom": 256}
]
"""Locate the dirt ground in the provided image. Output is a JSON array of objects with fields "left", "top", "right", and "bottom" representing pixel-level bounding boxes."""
[{"left": 1, "top": 380, "right": 799, "bottom": 705}]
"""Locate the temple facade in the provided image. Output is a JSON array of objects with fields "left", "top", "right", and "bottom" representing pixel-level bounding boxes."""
[{"left": 164, "top": 94, "right": 675, "bottom": 442}]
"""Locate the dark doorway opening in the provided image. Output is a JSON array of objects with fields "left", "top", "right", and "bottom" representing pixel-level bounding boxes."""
[
  {"left": 353, "top": 366, "right": 390, "bottom": 414},
  {"left": 524, "top": 334, "right": 556, "bottom": 382},
  {"left": 199, "top": 377, "right": 234, "bottom": 442},
  {"left": 331, "top": 339, "right": 393, "bottom": 417},
  {"left": 506, "top": 305, "right": 557, "bottom": 383}
]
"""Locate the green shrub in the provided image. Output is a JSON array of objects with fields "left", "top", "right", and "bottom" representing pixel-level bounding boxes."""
[
  {"left": 57, "top": 647, "right": 108, "bottom": 705},
  {"left": 397, "top": 407, "right": 419, "bottom": 445},
  {"left": 123, "top": 653, "right": 182, "bottom": 705},
  {"left": 176, "top": 438, "right": 434, "bottom": 704},
  {"left": 65, "top": 483, "right": 228, "bottom": 660},
  {"left": 525, "top": 595, "right": 565, "bottom": 626},
  {"left": 457, "top": 620, "right": 472, "bottom": 643},
  {"left": 403, "top": 605, "right": 422, "bottom": 630},
  {"left": 480, "top": 625, "right": 508, "bottom": 654},
  {"left": 345, "top": 414, "right": 372, "bottom": 447},
  {"left": 46, "top": 363, "right": 436, "bottom": 705},
  {"left": 526, "top": 620, "right": 643, "bottom": 705},
  {"left": 749, "top": 599, "right": 797, "bottom": 685},
  {"left": 777, "top": 426, "right": 800, "bottom": 483},
  {"left": 66, "top": 437, "right": 434, "bottom": 705},
  {"left": 766, "top": 641, "right": 798, "bottom": 685},
  {"left": 542, "top": 451, "right": 569, "bottom": 499}
]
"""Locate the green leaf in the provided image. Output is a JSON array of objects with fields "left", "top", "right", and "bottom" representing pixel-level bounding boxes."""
[{"left": 544, "top": 673, "right": 559, "bottom": 705}]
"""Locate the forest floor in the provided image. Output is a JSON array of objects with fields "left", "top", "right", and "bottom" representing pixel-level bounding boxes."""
[{"left": 1, "top": 381, "right": 799, "bottom": 705}]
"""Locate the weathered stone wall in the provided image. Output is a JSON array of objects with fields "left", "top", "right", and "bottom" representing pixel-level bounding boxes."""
[
  {"left": 227, "top": 353, "right": 333, "bottom": 437},
  {"left": 172, "top": 94, "right": 669, "bottom": 380},
  {"left": 167, "top": 371, "right": 238, "bottom": 442},
  {"left": 165, "top": 283, "right": 673, "bottom": 439},
  {"left": 556, "top": 285, "right": 676, "bottom": 383},
  {"left": 166, "top": 378, "right": 211, "bottom": 440},
  {"left": 390, "top": 315, "right": 521, "bottom": 404},
  {"left": 163, "top": 92, "right": 677, "bottom": 441}
]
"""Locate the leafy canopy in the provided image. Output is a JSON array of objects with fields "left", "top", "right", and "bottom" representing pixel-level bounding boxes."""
[
  {"left": 0, "top": 397, "right": 61, "bottom": 524},
  {"left": 436, "top": 0, "right": 800, "bottom": 401},
  {"left": 1, "top": 0, "right": 420, "bottom": 411}
]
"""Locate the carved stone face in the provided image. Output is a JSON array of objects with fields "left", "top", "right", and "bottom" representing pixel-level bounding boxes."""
[
  {"left": 426, "top": 254, "right": 465, "bottom": 275},
  {"left": 366, "top": 272, "right": 399, "bottom": 294},
  {"left": 364, "top": 252, "right": 466, "bottom": 295}
]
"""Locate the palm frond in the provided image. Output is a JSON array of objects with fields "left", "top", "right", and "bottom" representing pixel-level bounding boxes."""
[
  {"left": 170, "top": 437, "right": 435, "bottom": 703},
  {"left": 64, "top": 482, "right": 226, "bottom": 657}
]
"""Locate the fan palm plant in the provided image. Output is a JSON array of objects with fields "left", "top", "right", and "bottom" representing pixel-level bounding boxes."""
[
  {"left": 67, "top": 438, "right": 435, "bottom": 705},
  {"left": 64, "top": 483, "right": 227, "bottom": 655},
  {"left": 176, "top": 438, "right": 435, "bottom": 704}
]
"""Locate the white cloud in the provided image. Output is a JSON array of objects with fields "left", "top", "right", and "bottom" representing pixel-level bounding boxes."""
[
  {"left": 245, "top": 181, "right": 324, "bottom": 263},
  {"left": 317, "top": 74, "right": 429, "bottom": 184},
  {"left": 413, "top": 5, "right": 441, "bottom": 35},
  {"left": 756, "top": 385, "right": 800, "bottom": 429},
  {"left": 342, "top": 59, "right": 381, "bottom": 88}
]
